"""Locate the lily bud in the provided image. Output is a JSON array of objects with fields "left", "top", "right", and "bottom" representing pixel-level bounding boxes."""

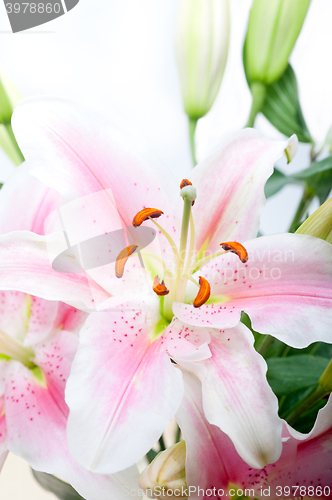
[
  {"left": 138, "top": 441, "right": 187, "bottom": 499},
  {"left": 296, "top": 197, "right": 332, "bottom": 245},
  {"left": 245, "top": 0, "right": 311, "bottom": 85},
  {"left": 175, "top": 0, "right": 230, "bottom": 120}
]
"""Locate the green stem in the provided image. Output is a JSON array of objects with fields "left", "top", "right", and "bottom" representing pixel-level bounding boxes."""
[
  {"left": 3, "top": 122, "right": 24, "bottom": 165},
  {"left": 285, "top": 385, "right": 328, "bottom": 426},
  {"left": 246, "top": 81, "right": 267, "bottom": 127},
  {"left": 189, "top": 117, "right": 198, "bottom": 167},
  {"left": 256, "top": 335, "right": 274, "bottom": 357},
  {"left": 159, "top": 434, "right": 166, "bottom": 452},
  {"left": 289, "top": 185, "right": 315, "bottom": 233}
]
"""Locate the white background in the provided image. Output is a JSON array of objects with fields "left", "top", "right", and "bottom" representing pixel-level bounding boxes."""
[{"left": 0, "top": 0, "right": 331, "bottom": 498}]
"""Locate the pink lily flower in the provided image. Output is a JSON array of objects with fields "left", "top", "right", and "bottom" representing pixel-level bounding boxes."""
[
  {"left": 0, "top": 98, "right": 331, "bottom": 476},
  {"left": 0, "top": 170, "right": 139, "bottom": 499},
  {"left": 176, "top": 370, "right": 332, "bottom": 499}
]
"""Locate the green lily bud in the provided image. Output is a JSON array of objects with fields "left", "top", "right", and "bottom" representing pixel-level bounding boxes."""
[
  {"left": 245, "top": 0, "right": 311, "bottom": 86},
  {"left": 138, "top": 441, "right": 187, "bottom": 499},
  {"left": 296, "top": 197, "right": 332, "bottom": 245},
  {"left": 175, "top": 0, "right": 230, "bottom": 120},
  {"left": 0, "top": 70, "right": 24, "bottom": 165}
]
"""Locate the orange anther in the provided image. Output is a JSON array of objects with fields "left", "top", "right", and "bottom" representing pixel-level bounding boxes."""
[
  {"left": 115, "top": 245, "right": 138, "bottom": 278},
  {"left": 152, "top": 275, "right": 170, "bottom": 296},
  {"left": 193, "top": 276, "right": 211, "bottom": 308},
  {"left": 180, "top": 179, "right": 192, "bottom": 189},
  {"left": 220, "top": 242, "right": 248, "bottom": 263},
  {"left": 132, "top": 208, "right": 164, "bottom": 227}
]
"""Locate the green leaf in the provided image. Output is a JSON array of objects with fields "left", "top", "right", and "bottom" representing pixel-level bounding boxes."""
[
  {"left": 261, "top": 65, "right": 312, "bottom": 143},
  {"left": 267, "top": 355, "right": 329, "bottom": 396},
  {"left": 292, "top": 156, "right": 332, "bottom": 179},
  {"left": 265, "top": 168, "right": 293, "bottom": 198},
  {"left": 32, "top": 470, "right": 85, "bottom": 500}
]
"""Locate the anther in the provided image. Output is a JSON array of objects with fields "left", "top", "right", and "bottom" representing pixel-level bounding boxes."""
[
  {"left": 180, "top": 179, "right": 192, "bottom": 189},
  {"left": 115, "top": 245, "right": 139, "bottom": 278},
  {"left": 193, "top": 276, "right": 211, "bottom": 308},
  {"left": 220, "top": 242, "right": 248, "bottom": 263},
  {"left": 153, "top": 275, "right": 170, "bottom": 296},
  {"left": 132, "top": 208, "right": 164, "bottom": 227}
]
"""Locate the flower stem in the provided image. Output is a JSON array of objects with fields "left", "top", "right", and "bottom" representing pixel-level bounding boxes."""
[
  {"left": 288, "top": 185, "right": 315, "bottom": 233},
  {"left": 189, "top": 117, "right": 198, "bottom": 167},
  {"left": 256, "top": 335, "right": 274, "bottom": 357},
  {"left": 246, "top": 81, "right": 267, "bottom": 128},
  {"left": 285, "top": 385, "right": 328, "bottom": 427}
]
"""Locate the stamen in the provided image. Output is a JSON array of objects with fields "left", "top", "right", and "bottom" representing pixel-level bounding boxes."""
[
  {"left": 220, "top": 242, "right": 248, "bottom": 263},
  {"left": 193, "top": 276, "right": 211, "bottom": 308},
  {"left": 153, "top": 275, "right": 170, "bottom": 296},
  {"left": 0, "top": 330, "right": 34, "bottom": 368},
  {"left": 132, "top": 208, "right": 164, "bottom": 227},
  {"left": 115, "top": 245, "right": 139, "bottom": 278},
  {"left": 180, "top": 179, "right": 195, "bottom": 206},
  {"left": 180, "top": 179, "right": 192, "bottom": 189}
]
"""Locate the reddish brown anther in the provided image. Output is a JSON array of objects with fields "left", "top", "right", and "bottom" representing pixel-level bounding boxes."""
[
  {"left": 115, "top": 245, "right": 139, "bottom": 278},
  {"left": 132, "top": 208, "right": 164, "bottom": 227},
  {"left": 193, "top": 276, "right": 211, "bottom": 308},
  {"left": 153, "top": 275, "right": 170, "bottom": 296},
  {"left": 220, "top": 242, "right": 248, "bottom": 263},
  {"left": 180, "top": 179, "right": 193, "bottom": 189}
]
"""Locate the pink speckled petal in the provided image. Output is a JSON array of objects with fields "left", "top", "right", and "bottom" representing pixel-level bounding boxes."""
[
  {"left": 53, "top": 303, "right": 87, "bottom": 334},
  {"left": 176, "top": 324, "right": 282, "bottom": 469},
  {"left": 66, "top": 299, "right": 183, "bottom": 474},
  {"left": 0, "top": 231, "right": 110, "bottom": 311},
  {"left": 12, "top": 97, "right": 180, "bottom": 240},
  {"left": 176, "top": 372, "right": 300, "bottom": 499},
  {"left": 24, "top": 296, "right": 59, "bottom": 347},
  {"left": 5, "top": 355, "right": 139, "bottom": 500},
  {"left": 0, "top": 291, "right": 30, "bottom": 342},
  {"left": 191, "top": 130, "right": 297, "bottom": 254},
  {"left": 182, "top": 233, "right": 332, "bottom": 348},
  {"left": 162, "top": 319, "right": 212, "bottom": 362}
]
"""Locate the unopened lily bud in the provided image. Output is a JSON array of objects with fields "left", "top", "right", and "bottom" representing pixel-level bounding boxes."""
[
  {"left": 245, "top": 0, "right": 311, "bottom": 86},
  {"left": 0, "top": 70, "right": 22, "bottom": 124},
  {"left": 296, "top": 197, "right": 332, "bottom": 245},
  {"left": 175, "top": 0, "right": 230, "bottom": 120},
  {"left": 138, "top": 441, "right": 187, "bottom": 499}
]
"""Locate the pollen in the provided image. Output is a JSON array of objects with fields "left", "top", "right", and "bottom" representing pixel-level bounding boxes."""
[
  {"left": 115, "top": 245, "right": 139, "bottom": 278},
  {"left": 180, "top": 179, "right": 192, "bottom": 189},
  {"left": 220, "top": 242, "right": 248, "bottom": 263},
  {"left": 132, "top": 208, "right": 164, "bottom": 227},
  {"left": 193, "top": 276, "right": 211, "bottom": 308},
  {"left": 152, "top": 275, "right": 170, "bottom": 296}
]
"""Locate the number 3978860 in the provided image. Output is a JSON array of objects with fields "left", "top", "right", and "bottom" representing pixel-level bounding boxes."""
[{"left": 5, "top": 3, "right": 61, "bottom": 14}]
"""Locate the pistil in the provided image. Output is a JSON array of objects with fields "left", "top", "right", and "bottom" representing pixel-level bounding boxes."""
[{"left": 0, "top": 330, "right": 35, "bottom": 368}]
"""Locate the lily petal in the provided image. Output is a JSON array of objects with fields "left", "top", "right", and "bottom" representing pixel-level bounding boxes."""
[
  {"left": 175, "top": 234, "right": 332, "bottom": 348},
  {"left": 191, "top": 130, "right": 297, "bottom": 254},
  {"left": 12, "top": 97, "right": 180, "bottom": 239},
  {"left": 4, "top": 355, "right": 139, "bottom": 500},
  {"left": 66, "top": 299, "right": 183, "bottom": 474},
  {"left": 0, "top": 231, "right": 110, "bottom": 310},
  {"left": 0, "top": 163, "right": 60, "bottom": 235},
  {"left": 176, "top": 324, "right": 282, "bottom": 469}
]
